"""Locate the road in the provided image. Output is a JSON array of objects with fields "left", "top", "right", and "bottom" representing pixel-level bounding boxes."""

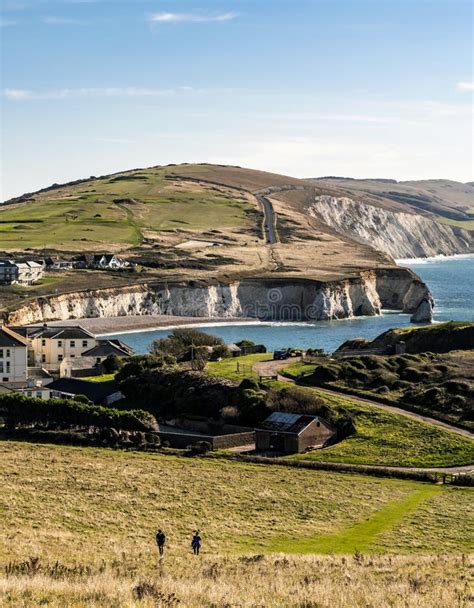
[
  {"left": 256, "top": 195, "right": 278, "bottom": 244},
  {"left": 253, "top": 358, "right": 474, "bottom": 439}
]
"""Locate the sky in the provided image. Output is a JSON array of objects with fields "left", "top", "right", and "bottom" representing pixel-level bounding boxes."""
[{"left": 0, "top": 0, "right": 473, "bottom": 200}]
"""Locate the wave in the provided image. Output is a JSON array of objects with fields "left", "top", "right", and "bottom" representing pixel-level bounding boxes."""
[{"left": 396, "top": 253, "right": 474, "bottom": 265}]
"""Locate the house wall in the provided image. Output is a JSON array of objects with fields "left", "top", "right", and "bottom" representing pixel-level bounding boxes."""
[
  {"left": 256, "top": 420, "right": 336, "bottom": 454},
  {"left": 0, "top": 345, "right": 27, "bottom": 383},
  {"left": 31, "top": 336, "right": 98, "bottom": 369},
  {"left": 298, "top": 420, "right": 336, "bottom": 452}
]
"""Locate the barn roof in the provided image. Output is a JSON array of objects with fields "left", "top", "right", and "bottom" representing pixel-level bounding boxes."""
[{"left": 256, "top": 412, "right": 318, "bottom": 435}]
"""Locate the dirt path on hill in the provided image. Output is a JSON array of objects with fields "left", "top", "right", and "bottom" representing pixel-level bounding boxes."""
[{"left": 253, "top": 358, "right": 474, "bottom": 440}]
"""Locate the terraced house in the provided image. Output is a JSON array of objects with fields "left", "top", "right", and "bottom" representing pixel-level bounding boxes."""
[
  {"left": 0, "top": 260, "right": 43, "bottom": 285},
  {"left": 13, "top": 325, "right": 98, "bottom": 370},
  {"left": 0, "top": 326, "right": 28, "bottom": 383}
]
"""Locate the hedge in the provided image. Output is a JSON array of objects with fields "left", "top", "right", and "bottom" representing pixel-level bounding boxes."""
[{"left": 0, "top": 393, "right": 157, "bottom": 432}]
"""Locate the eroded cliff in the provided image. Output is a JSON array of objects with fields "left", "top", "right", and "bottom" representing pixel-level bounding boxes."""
[
  {"left": 6, "top": 268, "right": 432, "bottom": 326},
  {"left": 308, "top": 195, "right": 473, "bottom": 259}
]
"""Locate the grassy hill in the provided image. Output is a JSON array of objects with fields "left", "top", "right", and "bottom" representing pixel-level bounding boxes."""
[
  {"left": 207, "top": 354, "right": 474, "bottom": 467},
  {"left": 0, "top": 441, "right": 472, "bottom": 607}
]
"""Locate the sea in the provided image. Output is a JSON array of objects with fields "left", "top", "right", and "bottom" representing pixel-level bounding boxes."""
[{"left": 106, "top": 255, "right": 474, "bottom": 354}]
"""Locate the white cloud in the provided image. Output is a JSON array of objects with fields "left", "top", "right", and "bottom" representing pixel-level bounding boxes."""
[
  {"left": 149, "top": 11, "right": 237, "bottom": 24},
  {"left": 457, "top": 81, "right": 474, "bottom": 92},
  {"left": 2, "top": 86, "right": 194, "bottom": 100}
]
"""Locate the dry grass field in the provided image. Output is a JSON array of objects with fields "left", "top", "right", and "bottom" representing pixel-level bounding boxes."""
[{"left": 0, "top": 441, "right": 472, "bottom": 607}]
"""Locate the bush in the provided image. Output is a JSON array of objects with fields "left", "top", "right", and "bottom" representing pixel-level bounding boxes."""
[
  {"left": 102, "top": 354, "right": 123, "bottom": 373},
  {"left": 370, "top": 371, "right": 399, "bottom": 389},
  {"left": 151, "top": 328, "right": 224, "bottom": 360},
  {"left": 189, "top": 440, "right": 212, "bottom": 455},
  {"left": 0, "top": 393, "right": 157, "bottom": 432},
  {"left": 209, "top": 344, "right": 231, "bottom": 361},
  {"left": 307, "top": 365, "right": 340, "bottom": 384}
]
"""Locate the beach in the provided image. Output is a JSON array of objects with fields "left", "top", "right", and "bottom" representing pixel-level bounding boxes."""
[{"left": 45, "top": 314, "right": 258, "bottom": 336}]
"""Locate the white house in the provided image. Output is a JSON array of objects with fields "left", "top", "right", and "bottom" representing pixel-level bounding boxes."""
[
  {"left": 0, "top": 260, "right": 44, "bottom": 285},
  {"left": 13, "top": 325, "right": 99, "bottom": 370},
  {"left": 92, "top": 254, "right": 126, "bottom": 269},
  {"left": 0, "top": 326, "right": 28, "bottom": 383}
]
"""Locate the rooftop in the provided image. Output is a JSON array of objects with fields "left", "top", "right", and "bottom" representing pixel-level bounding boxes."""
[{"left": 256, "top": 412, "right": 319, "bottom": 435}]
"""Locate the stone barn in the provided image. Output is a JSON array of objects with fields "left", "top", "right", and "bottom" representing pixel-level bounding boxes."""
[{"left": 255, "top": 411, "right": 336, "bottom": 454}]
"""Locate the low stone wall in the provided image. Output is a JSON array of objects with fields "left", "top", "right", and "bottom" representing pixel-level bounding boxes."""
[{"left": 158, "top": 429, "right": 255, "bottom": 450}]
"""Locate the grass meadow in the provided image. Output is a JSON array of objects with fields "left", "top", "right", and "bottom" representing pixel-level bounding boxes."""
[
  {"left": 207, "top": 355, "right": 474, "bottom": 467},
  {"left": 0, "top": 441, "right": 472, "bottom": 607},
  {"left": 0, "top": 166, "right": 255, "bottom": 251}
]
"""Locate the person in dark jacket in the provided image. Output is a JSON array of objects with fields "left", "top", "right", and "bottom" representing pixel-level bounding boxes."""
[
  {"left": 156, "top": 529, "right": 166, "bottom": 557},
  {"left": 191, "top": 531, "right": 202, "bottom": 555}
]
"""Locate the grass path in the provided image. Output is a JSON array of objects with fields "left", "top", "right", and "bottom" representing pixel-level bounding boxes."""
[{"left": 263, "top": 485, "right": 441, "bottom": 554}]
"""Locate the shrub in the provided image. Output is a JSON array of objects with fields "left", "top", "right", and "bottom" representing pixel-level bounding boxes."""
[
  {"left": 307, "top": 365, "right": 340, "bottom": 383},
  {"left": 151, "top": 328, "right": 224, "bottom": 360},
  {"left": 0, "top": 393, "right": 157, "bottom": 432},
  {"left": 102, "top": 354, "right": 123, "bottom": 373},
  {"left": 209, "top": 344, "right": 231, "bottom": 361},
  {"left": 189, "top": 440, "right": 212, "bottom": 455},
  {"left": 370, "top": 371, "right": 399, "bottom": 389}
]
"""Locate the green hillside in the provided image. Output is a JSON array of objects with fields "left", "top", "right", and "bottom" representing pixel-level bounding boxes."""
[{"left": 0, "top": 165, "right": 256, "bottom": 251}]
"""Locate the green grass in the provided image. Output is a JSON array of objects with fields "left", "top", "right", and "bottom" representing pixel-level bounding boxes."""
[
  {"left": 1, "top": 441, "right": 472, "bottom": 562},
  {"left": 261, "top": 485, "right": 441, "bottom": 554},
  {"left": 0, "top": 166, "right": 255, "bottom": 250},
  {"left": 435, "top": 216, "right": 474, "bottom": 230},
  {"left": 291, "top": 390, "right": 474, "bottom": 467},
  {"left": 80, "top": 374, "right": 116, "bottom": 383},
  {"left": 206, "top": 353, "right": 272, "bottom": 381},
  {"left": 207, "top": 357, "right": 474, "bottom": 468}
]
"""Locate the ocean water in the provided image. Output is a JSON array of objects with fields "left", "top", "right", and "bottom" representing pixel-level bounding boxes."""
[{"left": 107, "top": 255, "right": 474, "bottom": 354}]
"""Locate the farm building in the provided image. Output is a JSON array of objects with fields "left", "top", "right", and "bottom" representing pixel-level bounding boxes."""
[{"left": 255, "top": 411, "right": 336, "bottom": 454}]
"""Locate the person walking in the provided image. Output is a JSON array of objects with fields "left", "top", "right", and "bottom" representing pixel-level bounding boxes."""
[
  {"left": 156, "top": 529, "right": 166, "bottom": 558},
  {"left": 191, "top": 530, "right": 202, "bottom": 555}
]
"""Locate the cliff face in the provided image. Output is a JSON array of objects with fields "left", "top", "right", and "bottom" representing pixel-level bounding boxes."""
[
  {"left": 6, "top": 269, "right": 432, "bottom": 326},
  {"left": 308, "top": 196, "right": 473, "bottom": 259}
]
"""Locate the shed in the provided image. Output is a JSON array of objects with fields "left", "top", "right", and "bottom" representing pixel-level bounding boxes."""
[{"left": 255, "top": 411, "right": 336, "bottom": 454}]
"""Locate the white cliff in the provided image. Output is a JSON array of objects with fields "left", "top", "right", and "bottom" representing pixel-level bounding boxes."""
[
  {"left": 6, "top": 269, "right": 432, "bottom": 326},
  {"left": 308, "top": 196, "right": 473, "bottom": 259}
]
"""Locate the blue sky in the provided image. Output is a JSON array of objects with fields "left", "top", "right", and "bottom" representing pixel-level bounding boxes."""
[{"left": 1, "top": 0, "right": 472, "bottom": 199}]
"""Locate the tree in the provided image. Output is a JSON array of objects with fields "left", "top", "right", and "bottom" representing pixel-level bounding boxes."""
[{"left": 151, "top": 328, "right": 225, "bottom": 361}]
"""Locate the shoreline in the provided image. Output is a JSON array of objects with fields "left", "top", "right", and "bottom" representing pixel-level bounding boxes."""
[
  {"left": 45, "top": 309, "right": 411, "bottom": 337},
  {"left": 46, "top": 315, "right": 263, "bottom": 336},
  {"left": 396, "top": 252, "right": 474, "bottom": 265}
]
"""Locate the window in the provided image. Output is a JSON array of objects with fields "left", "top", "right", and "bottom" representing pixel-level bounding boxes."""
[
  {"left": 27, "top": 391, "right": 32, "bottom": 397},
  {"left": 58, "top": 340, "right": 62, "bottom": 347},
  {"left": 0, "top": 363, "right": 3, "bottom": 373},
  {"left": 0, "top": 349, "right": 3, "bottom": 358},
  {"left": 42, "top": 355, "right": 46, "bottom": 363},
  {"left": 36, "top": 391, "right": 42, "bottom": 399},
  {"left": 82, "top": 340, "right": 88, "bottom": 348},
  {"left": 70, "top": 340, "right": 75, "bottom": 347},
  {"left": 6, "top": 362, "right": 10, "bottom": 373},
  {"left": 42, "top": 339, "right": 46, "bottom": 346},
  {"left": 2, "top": 377, "right": 8, "bottom": 382},
  {"left": 58, "top": 354, "right": 63, "bottom": 362},
  {"left": 70, "top": 354, "right": 75, "bottom": 359},
  {"left": 5, "top": 349, "right": 10, "bottom": 358}
]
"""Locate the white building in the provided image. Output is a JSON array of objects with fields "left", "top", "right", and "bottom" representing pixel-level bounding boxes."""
[
  {"left": 0, "top": 260, "right": 44, "bottom": 285},
  {"left": 13, "top": 325, "right": 98, "bottom": 370},
  {"left": 0, "top": 326, "right": 28, "bottom": 383}
]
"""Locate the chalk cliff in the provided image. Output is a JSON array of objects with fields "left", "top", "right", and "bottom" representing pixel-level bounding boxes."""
[
  {"left": 309, "top": 196, "right": 473, "bottom": 259},
  {"left": 6, "top": 268, "right": 432, "bottom": 326}
]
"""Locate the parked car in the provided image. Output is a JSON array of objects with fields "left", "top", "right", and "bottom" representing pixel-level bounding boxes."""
[{"left": 273, "top": 349, "right": 291, "bottom": 360}]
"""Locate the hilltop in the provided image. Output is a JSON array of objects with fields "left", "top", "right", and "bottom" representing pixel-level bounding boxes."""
[{"left": 1, "top": 164, "right": 472, "bottom": 324}]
